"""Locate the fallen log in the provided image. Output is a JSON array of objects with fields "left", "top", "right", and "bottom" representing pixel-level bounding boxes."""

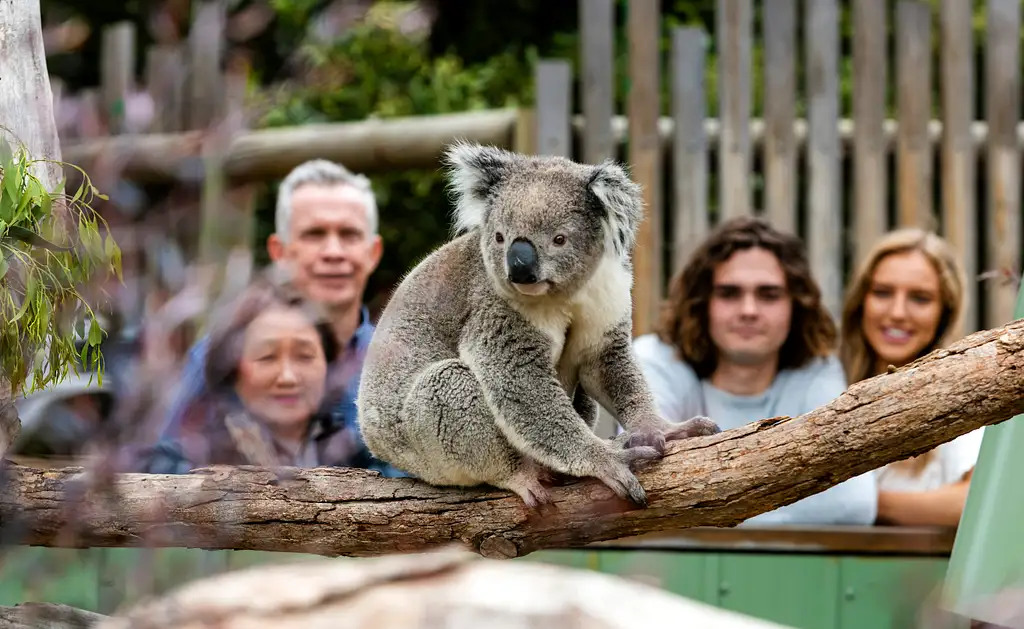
[{"left": 2, "top": 319, "right": 1023, "bottom": 559}]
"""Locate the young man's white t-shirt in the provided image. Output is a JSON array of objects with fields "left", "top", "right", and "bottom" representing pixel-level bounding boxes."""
[
  {"left": 630, "top": 333, "right": 878, "bottom": 527},
  {"left": 875, "top": 428, "right": 985, "bottom": 492}
]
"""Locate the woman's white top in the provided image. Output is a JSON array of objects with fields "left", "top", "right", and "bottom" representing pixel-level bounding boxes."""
[{"left": 875, "top": 427, "right": 986, "bottom": 492}]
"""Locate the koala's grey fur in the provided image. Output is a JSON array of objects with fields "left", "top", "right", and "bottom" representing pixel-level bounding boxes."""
[{"left": 356, "top": 141, "right": 720, "bottom": 508}]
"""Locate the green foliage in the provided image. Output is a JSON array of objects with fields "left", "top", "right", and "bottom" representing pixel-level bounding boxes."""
[
  {"left": 0, "top": 133, "right": 122, "bottom": 395},
  {"left": 253, "top": 23, "right": 536, "bottom": 307}
]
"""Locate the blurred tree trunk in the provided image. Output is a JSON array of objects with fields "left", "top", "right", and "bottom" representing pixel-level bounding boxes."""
[
  {"left": 0, "top": 0, "right": 65, "bottom": 459},
  {"left": 0, "top": 0, "right": 64, "bottom": 190},
  {"left": 0, "top": 378, "right": 18, "bottom": 462}
]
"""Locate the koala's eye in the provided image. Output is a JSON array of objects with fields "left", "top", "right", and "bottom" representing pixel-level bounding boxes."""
[
  {"left": 553, "top": 234, "right": 567, "bottom": 246},
  {"left": 495, "top": 232, "right": 504, "bottom": 244}
]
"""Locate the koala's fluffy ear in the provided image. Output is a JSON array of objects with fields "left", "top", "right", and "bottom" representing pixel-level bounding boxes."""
[
  {"left": 443, "top": 141, "right": 513, "bottom": 234},
  {"left": 587, "top": 160, "right": 644, "bottom": 258}
]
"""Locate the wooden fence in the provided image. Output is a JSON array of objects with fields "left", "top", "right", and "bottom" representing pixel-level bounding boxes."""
[
  {"left": 526, "top": 0, "right": 1021, "bottom": 340},
  {"left": 58, "top": 0, "right": 1022, "bottom": 344},
  {"left": 52, "top": 0, "right": 256, "bottom": 313}
]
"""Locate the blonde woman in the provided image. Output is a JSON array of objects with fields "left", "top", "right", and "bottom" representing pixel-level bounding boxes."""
[{"left": 840, "top": 228, "right": 981, "bottom": 527}]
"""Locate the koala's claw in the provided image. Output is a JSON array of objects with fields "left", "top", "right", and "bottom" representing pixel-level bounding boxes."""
[
  {"left": 506, "top": 457, "right": 560, "bottom": 509},
  {"left": 666, "top": 415, "right": 721, "bottom": 440},
  {"left": 590, "top": 445, "right": 661, "bottom": 507},
  {"left": 617, "top": 444, "right": 662, "bottom": 470},
  {"left": 620, "top": 415, "right": 722, "bottom": 453},
  {"left": 507, "top": 478, "right": 552, "bottom": 509},
  {"left": 599, "top": 466, "right": 648, "bottom": 507},
  {"left": 623, "top": 427, "right": 667, "bottom": 454}
]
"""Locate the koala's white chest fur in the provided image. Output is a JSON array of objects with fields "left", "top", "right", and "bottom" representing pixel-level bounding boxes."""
[{"left": 512, "top": 254, "right": 633, "bottom": 386}]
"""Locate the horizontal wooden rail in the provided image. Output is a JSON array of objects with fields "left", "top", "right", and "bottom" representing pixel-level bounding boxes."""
[{"left": 60, "top": 108, "right": 1024, "bottom": 183}]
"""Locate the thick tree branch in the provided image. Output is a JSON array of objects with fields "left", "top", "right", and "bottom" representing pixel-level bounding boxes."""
[{"left": 2, "top": 320, "right": 1024, "bottom": 559}]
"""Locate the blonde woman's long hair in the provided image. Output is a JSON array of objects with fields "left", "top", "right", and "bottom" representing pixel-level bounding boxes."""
[{"left": 839, "top": 228, "right": 966, "bottom": 475}]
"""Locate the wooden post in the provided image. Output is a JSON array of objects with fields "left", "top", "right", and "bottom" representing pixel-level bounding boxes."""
[
  {"left": 187, "top": 1, "right": 227, "bottom": 131},
  {"left": 670, "top": 27, "right": 709, "bottom": 274},
  {"left": 100, "top": 21, "right": 136, "bottom": 135},
  {"left": 534, "top": 60, "right": 573, "bottom": 158},
  {"left": 851, "top": 0, "right": 888, "bottom": 267},
  {"left": 715, "top": 0, "right": 752, "bottom": 221},
  {"left": 627, "top": 0, "right": 662, "bottom": 337},
  {"left": 145, "top": 45, "right": 185, "bottom": 134},
  {"left": 805, "top": 0, "right": 843, "bottom": 317},
  {"left": 982, "top": 0, "right": 1021, "bottom": 330},
  {"left": 578, "top": 0, "right": 615, "bottom": 165},
  {"left": 895, "top": 1, "right": 935, "bottom": 231},
  {"left": 761, "top": 0, "right": 797, "bottom": 235},
  {"left": 939, "top": 0, "right": 978, "bottom": 337}
]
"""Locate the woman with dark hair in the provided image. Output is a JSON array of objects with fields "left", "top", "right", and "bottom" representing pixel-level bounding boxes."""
[{"left": 136, "top": 273, "right": 363, "bottom": 472}]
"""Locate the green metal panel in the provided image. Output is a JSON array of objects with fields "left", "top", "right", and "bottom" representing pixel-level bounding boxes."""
[
  {"left": 942, "top": 274, "right": 1024, "bottom": 622},
  {"left": 837, "top": 557, "right": 948, "bottom": 629},
  {"left": 596, "top": 549, "right": 718, "bottom": 604},
  {"left": 520, "top": 548, "right": 602, "bottom": 571},
  {"left": 0, "top": 544, "right": 954, "bottom": 628},
  {"left": 715, "top": 554, "right": 841, "bottom": 629},
  {"left": 0, "top": 547, "right": 99, "bottom": 611},
  {"left": 227, "top": 549, "right": 323, "bottom": 571}
]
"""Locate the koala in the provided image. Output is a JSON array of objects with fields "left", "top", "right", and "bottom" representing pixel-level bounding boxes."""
[{"left": 356, "top": 141, "right": 720, "bottom": 508}]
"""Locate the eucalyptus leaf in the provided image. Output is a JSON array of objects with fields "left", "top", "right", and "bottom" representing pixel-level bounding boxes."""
[
  {"left": 0, "top": 138, "right": 122, "bottom": 393},
  {"left": 0, "top": 191, "right": 13, "bottom": 223},
  {"left": 2, "top": 225, "right": 74, "bottom": 252},
  {"left": 87, "top": 316, "right": 103, "bottom": 346},
  {"left": 3, "top": 159, "right": 23, "bottom": 206},
  {"left": 0, "top": 137, "right": 12, "bottom": 165},
  {"left": 33, "top": 190, "right": 51, "bottom": 221},
  {"left": 9, "top": 276, "right": 36, "bottom": 323}
]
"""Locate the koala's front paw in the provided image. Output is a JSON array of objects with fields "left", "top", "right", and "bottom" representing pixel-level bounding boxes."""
[
  {"left": 666, "top": 415, "right": 721, "bottom": 439},
  {"left": 623, "top": 415, "right": 721, "bottom": 454},
  {"left": 591, "top": 445, "right": 662, "bottom": 507}
]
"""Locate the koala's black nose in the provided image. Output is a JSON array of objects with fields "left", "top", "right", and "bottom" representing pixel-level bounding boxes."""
[{"left": 507, "top": 238, "right": 539, "bottom": 284}]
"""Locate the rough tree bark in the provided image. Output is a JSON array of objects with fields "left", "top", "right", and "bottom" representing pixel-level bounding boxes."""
[
  {"left": 2, "top": 319, "right": 1023, "bottom": 559},
  {"left": 0, "top": 0, "right": 65, "bottom": 460}
]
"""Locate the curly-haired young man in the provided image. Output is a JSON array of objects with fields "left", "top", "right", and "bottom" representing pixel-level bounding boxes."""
[{"left": 633, "top": 216, "right": 877, "bottom": 526}]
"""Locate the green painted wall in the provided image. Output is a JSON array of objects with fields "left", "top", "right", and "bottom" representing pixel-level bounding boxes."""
[{"left": 0, "top": 546, "right": 949, "bottom": 628}]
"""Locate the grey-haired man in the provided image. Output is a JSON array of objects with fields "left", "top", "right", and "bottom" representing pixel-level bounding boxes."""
[{"left": 138, "top": 159, "right": 404, "bottom": 477}]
